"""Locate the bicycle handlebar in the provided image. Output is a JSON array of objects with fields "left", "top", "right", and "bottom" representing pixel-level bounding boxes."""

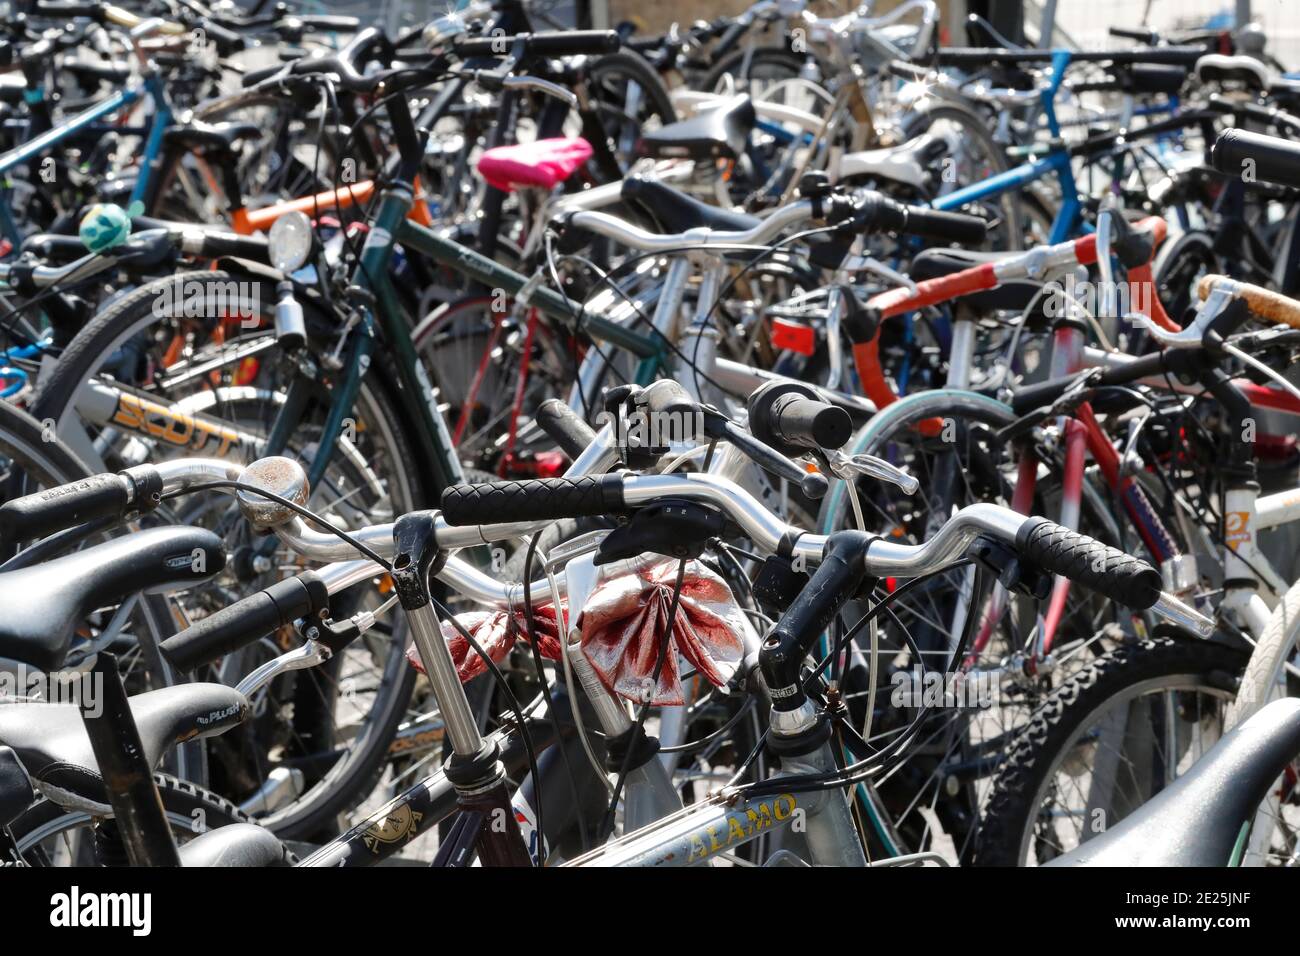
[
  {"left": 1198, "top": 274, "right": 1300, "bottom": 329},
  {"left": 1212, "top": 128, "right": 1300, "bottom": 191}
]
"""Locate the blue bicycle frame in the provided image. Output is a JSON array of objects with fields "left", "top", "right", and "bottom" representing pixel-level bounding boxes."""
[
  {"left": 929, "top": 51, "right": 1083, "bottom": 244},
  {"left": 0, "top": 70, "right": 171, "bottom": 245}
]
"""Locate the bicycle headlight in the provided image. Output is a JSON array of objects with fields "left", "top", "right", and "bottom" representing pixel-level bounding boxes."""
[{"left": 268, "top": 210, "right": 313, "bottom": 274}]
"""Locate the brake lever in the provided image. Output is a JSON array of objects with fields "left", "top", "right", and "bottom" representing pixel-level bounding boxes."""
[
  {"left": 501, "top": 74, "right": 578, "bottom": 108},
  {"left": 827, "top": 449, "right": 919, "bottom": 495},
  {"left": 1125, "top": 280, "right": 1237, "bottom": 348}
]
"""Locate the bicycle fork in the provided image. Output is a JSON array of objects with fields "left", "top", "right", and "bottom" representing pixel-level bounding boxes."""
[{"left": 390, "top": 512, "right": 532, "bottom": 867}]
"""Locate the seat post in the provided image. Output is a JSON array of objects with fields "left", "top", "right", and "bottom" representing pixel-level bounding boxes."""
[{"left": 79, "top": 653, "right": 181, "bottom": 867}]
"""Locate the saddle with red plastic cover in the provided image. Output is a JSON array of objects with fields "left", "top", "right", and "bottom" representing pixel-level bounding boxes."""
[{"left": 475, "top": 137, "right": 593, "bottom": 192}]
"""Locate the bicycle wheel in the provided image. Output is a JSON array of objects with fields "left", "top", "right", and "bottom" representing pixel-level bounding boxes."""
[
  {"left": 816, "top": 391, "right": 1129, "bottom": 859},
  {"left": 701, "top": 46, "right": 812, "bottom": 96},
  {"left": 899, "top": 101, "right": 1025, "bottom": 250},
  {"left": 1227, "top": 577, "right": 1300, "bottom": 865},
  {"left": 7, "top": 773, "right": 269, "bottom": 865},
  {"left": 411, "top": 295, "right": 578, "bottom": 476},
  {"left": 971, "top": 636, "right": 1245, "bottom": 866},
  {"left": 583, "top": 50, "right": 678, "bottom": 173},
  {"left": 28, "top": 271, "right": 433, "bottom": 838}
]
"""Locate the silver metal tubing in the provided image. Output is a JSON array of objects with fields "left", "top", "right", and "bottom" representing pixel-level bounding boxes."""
[
  {"left": 407, "top": 603, "right": 484, "bottom": 756},
  {"left": 859, "top": 503, "right": 1024, "bottom": 576},
  {"left": 550, "top": 161, "right": 693, "bottom": 214},
  {"left": 155, "top": 457, "right": 244, "bottom": 490},
  {"left": 567, "top": 199, "right": 813, "bottom": 253}
]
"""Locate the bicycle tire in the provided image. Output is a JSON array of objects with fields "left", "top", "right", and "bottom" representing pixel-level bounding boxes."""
[
  {"left": 7, "top": 772, "right": 282, "bottom": 865},
  {"left": 971, "top": 636, "right": 1245, "bottom": 866},
  {"left": 28, "top": 271, "right": 436, "bottom": 838}
]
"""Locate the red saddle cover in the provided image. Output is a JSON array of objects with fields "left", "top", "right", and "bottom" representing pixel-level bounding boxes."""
[{"left": 475, "top": 137, "right": 593, "bottom": 192}]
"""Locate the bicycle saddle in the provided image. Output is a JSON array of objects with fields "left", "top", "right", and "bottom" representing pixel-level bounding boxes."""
[
  {"left": 840, "top": 134, "right": 939, "bottom": 190},
  {"left": 638, "top": 94, "right": 756, "bottom": 161},
  {"left": 0, "top": 683, "right": 248, "bottom": 814},
  {"left": 620, "top": 176, "right": 850, "bottom": 269},
  {"left": 910, "top": 247, "right": 1045, "bottom": 316},
  {"left": 1047, "top": 697, "right": 1300, "bottom": 867},
  {"left": 477, "top": 137, "right": 593, "bottom": 192},
  {"left": 621, "top": 175, "right": 760, "bottom": 235},
  {"left": 162, "top": 120, "right": 262, "bottom": 157},
  {"left": 1195, "top": 54, "right": 1271, "bottom": 93},
  {"left": 177, "top": 822, "right": 293, "bottom": 867},
  {"left": 0, "top": 745, "right": 34, "bottom": 829},
  {"left": 0, "top": 526, "right": 226, "bottom": 673}
]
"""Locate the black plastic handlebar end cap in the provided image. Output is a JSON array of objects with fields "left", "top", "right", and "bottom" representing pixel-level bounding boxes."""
[
  {"left": 800, "top": 471, "right": 829, "bottom": 500},
  {"left": 535, "top": 399, "right": 598, "bottom": 461}
]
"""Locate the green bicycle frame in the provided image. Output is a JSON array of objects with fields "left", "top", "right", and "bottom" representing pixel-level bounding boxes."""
[{"left": 278, "top": 179, "right": 672, "bottom": 494}]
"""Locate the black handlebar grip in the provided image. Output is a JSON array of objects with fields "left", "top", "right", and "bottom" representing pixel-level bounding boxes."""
[
  {"left": 440, "top": 475, "right": 626, "bottom": 526},
  {"left": 159, "top": 573, "right": 328, "bottom": 673},
  {"left": 33, "top": 2, "right": 102, "bottom": 19},
  {"left": 196, "top": 231, "right": 271, "bottom": 262},
  {"left": 1109, "top": 26, "right": 1159, "bottom": 44},
  {"left": 535, "top": 399, "right": 598, "bottom": 461},
  {"left": 0, "top": 473, "right": 129, "bottom": 543},
  {"left": 1016, "top": 517, "right": 1161, "bottom": 610},
  {"left": 242, "top": 61, "right": 287, "bottom": 87},
  {"left": 898, "top": 206, "right": 989, "bottom": 245},
  {"left": 761, "top": 530, "right": 872, "bottom": 708},
  {"left": 769, "top": 395, "right": 852, "bottom": 451},
  {"left": 525, "top": 29, "right": 620, "bottom": 55},
  {"left": 1212, "top": 128, "right": 1300, "bottom": 191},
  {"left": 453, "top": 29, "right": 619, "bottom": 58},
  {"left": 200, "top": 20, "right": 246, "bottom": 54}
]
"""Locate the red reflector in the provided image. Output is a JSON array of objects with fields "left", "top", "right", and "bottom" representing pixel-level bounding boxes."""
[
  {"left": 885, "top": 577, "right": 897, "bottom": 593},
  {"left": 771, "top": 318, "right": 816, "bottom": 356},
  {"left": 234, "top": 358, "right": 260, "bottom": 386},
  {"left": 1255, "top": 433, "right": 1298, "bottom": 461},
  {"left": 534, "top": 451, "right": 567, "bottom": 478}
]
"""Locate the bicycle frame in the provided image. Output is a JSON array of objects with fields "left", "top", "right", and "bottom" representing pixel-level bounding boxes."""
[{"left": 0, "top": 71, "right": 171, "bottom": 245}]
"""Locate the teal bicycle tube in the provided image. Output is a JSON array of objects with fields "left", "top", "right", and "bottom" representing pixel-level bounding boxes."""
[
  {"left": 353, "top": 185, "right": 463, "bottom": 488},
  {"left": 394, "top": 217, "right": 668, "bottom": 361},
  {"left": 307, "top": 316, "right": 378, "bottom": 491}
]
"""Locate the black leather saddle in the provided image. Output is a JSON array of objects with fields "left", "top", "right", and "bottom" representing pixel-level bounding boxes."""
[
  {"left": 638, "top": 95, "right": 756, "bottom": 161},
  {"left": 0, "top": 744, "right": 34, "bottom": 828},
  {"left": 621, "top": 175, "right": 760, "bottom": 235},
  {"left": 1049, "top": 697, "right": 1300, "bottom": 866},
  {"left": 162, "top": 120, "right": 262, "bottom": 158},
  {"left": 0, "top": 682, "right": 248, "bottom": 812},
  {"left": 620, "top": 176, "right": 849, "bottom": 270},
  {"left": 0, "top": 526, "right": 226, "bottom": 673},
  {"left": 910, "top": 247, "right": 1045, "bottom": 315}
]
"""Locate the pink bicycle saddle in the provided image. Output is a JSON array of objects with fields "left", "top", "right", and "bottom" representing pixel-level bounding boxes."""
[{"left": 476, "top": 137, "right": 593, "bottom": 192}]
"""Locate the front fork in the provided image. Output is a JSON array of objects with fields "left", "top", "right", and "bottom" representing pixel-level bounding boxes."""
[{"left": 390, "top": 512, "right": 532, "bottom": 867}]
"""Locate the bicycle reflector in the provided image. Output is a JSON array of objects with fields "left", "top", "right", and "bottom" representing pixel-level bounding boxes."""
[{"left": 771, "top": 318, "right": 816, "bottom": 356}]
